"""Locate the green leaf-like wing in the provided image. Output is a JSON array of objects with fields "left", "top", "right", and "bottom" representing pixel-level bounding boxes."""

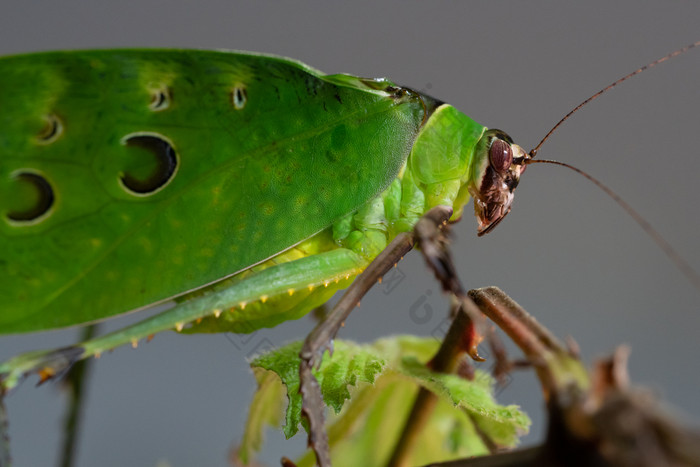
[{"left": 0, "top": 50, "right": 426, "bottom": 333}]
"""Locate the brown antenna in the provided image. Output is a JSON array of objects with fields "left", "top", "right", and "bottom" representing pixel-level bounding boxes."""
[
  {"left": 523, "top": 41, "right": 700, "bottom": 290},
  {"left": 526, "top": 159, "right": 700, "bottom": 290},
  {"left": 530, "top": 40, "right": 700, "bottom": 158}
]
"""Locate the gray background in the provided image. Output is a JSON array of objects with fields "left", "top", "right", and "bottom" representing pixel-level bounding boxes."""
[{"left": 1, "top": 1, "right": 699, "bottom": 466}]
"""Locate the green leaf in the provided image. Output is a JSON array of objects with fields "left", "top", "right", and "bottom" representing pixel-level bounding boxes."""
[
  {"left": 249, "top": 340, "right": 386, "bottom": 439},
  {"left": 236, "top": 369, "right": 285, "bottom": 465},
  {"left": 398, "top": 356, "right": 530, "bottom": 446},
  {"left": 242, "top": 336, "right": 530, "bottom": 466}
]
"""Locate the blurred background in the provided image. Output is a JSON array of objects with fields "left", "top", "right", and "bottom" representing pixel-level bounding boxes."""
[{"left": 1, "top": 1, "right": 698, "bottom": 466}]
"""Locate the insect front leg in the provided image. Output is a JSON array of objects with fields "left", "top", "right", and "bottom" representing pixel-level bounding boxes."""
[
  {"left": 298, "top": 206, "right": 455, "bottom": 466},
  {"left": 413, "top": 207, "right": 527, "bottom": 385}
]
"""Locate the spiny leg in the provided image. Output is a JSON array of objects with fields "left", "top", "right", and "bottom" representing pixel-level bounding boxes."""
[
  {"left": 0, "top": 247, "right": 367, "bottom": 393},
  {"left": 469, "top": 287, "right": 568, "bottom": 356},
  {"left": 402, "top": 288, "right": 575, "bottom": 467},
  {"left": 467, "top": 287, "right": 575, "bottom": 396}
]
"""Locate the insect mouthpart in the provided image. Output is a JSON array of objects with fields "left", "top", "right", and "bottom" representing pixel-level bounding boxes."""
[{"left": 468, "top": 129, "right": 530, "bottom": 236}]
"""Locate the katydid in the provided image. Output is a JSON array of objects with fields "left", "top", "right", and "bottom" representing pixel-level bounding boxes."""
[
  {"left": 0, "top": 48, "right": 532, "bottom": 385},
  {"left": 1, "top": 43, "right": 698, "bottom": 385},
  {"left": 0, "top": 43, "right": 698, "bottom": 465}
]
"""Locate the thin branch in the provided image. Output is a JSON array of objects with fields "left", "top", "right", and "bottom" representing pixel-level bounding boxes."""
[
  {"left": 0, "top": 393, "right": 10, "bottom": 467},
  {"left": 421, "top": 446, "right": 545, "bottom": 467},
  {"left": 59, "top": 324, "right": 98, "bottom": 467}
]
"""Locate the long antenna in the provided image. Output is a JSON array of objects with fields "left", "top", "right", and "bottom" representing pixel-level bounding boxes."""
[
  {"left": 524, "top": 40, "right": 700, "bottom": 290},
  {"left": 526, "top": 159, "right": 700, "bottom": 290},
  {"left": 530, "top": 40, "right": 700, "bottom": 158}
]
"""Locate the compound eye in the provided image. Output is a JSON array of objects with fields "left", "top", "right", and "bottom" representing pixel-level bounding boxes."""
[{"left": 489, "top": 139, "right": 513, "bottom": 174}]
